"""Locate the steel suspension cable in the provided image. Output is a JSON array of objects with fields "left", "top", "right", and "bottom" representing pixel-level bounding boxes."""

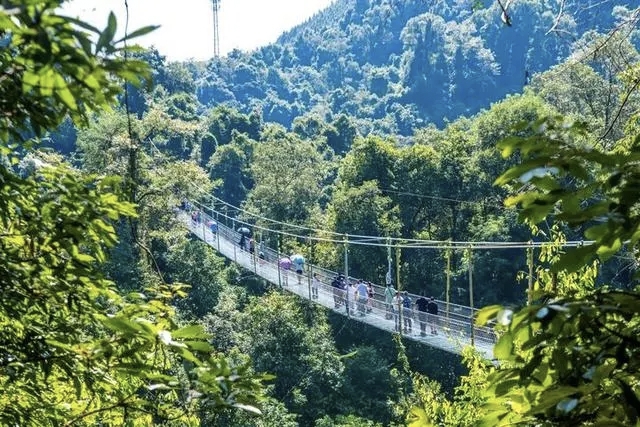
[{"left": 188, "top": 198, "right": 594, "bottom": 250}]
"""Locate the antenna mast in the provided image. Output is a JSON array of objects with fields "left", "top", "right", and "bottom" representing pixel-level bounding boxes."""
[{"left": 212, "top": 0, "right": 221, "bottom": 57}]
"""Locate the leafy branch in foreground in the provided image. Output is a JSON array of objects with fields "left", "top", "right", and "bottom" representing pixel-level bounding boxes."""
[
  {"left": 0, "top": 1, "right": 153, "bottom": 142},
  {"left": 474, "top": 114, "right": 640, "bottom": 426},
  {"left": 0, "top": 1, "right": 269, "bottom": 424},
  {"left": 0, "top": 160, "right": 268, "bottom": 425}
]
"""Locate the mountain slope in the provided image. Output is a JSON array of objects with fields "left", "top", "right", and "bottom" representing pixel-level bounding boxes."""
[{"left": 195, "top": 0, "right": 637, "bottom": 136}]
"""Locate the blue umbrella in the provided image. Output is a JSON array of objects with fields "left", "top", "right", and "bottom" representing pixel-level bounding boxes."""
[{"left": 290, "top": 254, "right": 305, "bottom": 266}]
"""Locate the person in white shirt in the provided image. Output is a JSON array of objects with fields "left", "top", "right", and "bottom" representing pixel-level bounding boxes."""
[
  {"left": 356, "top": 280, "right": 369, "bottom": 316},
  {"left": 392, "top": 291, "right": 403, "bottom": 332}
]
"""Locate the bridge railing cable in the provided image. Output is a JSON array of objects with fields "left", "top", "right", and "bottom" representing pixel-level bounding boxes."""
[
  {"left": 181, "top": 202, "right": 497, "bottom": 354},
  {"left": 189, "top": 186, "right": 593, "bottom": 249},
  {"left": 189, "top": 199, "right": 492, "bottom": 327}
]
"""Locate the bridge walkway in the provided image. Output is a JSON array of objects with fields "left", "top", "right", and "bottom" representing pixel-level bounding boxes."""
[{"left": 183, "top": 211, "right": 495, "bottom": 359}]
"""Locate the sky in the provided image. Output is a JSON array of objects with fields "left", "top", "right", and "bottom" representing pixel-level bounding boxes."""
[{"left": 61, "top": 0, "right": 335, "bottom": 61}]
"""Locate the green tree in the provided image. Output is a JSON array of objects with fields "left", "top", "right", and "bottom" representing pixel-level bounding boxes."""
[
  {"left": 201, "top": 106, "right": 262, "bottom": 166},
  {"left": 530, "top": 31, "right": 640, "bottom": 148},
  {"left": 476, "top": 114, "right": 640, "bottom": 425},
  {"left": 0, "top": 2, "right": 267, "bottom": 423},
  {"left": 165, "top": 239, "right": 227, "bottom": 319},
  {"left": 208, "top": 132, "right": 255, "bottom": 207},
  {"left": 245, "top": 130, "right": 327, "bottom": 230},
  {"left": 0, "top": 156, "right": 265, "bottom": 425},
  {"left": 239, "top": 293, "right": 345, "bottom": 425},
  {"left": 405, "top": 348, "right": 490, "bottom": 427},
  {"left": 327, "top": 180, "right": 401, "bottom": 280},
  {"left": 327, "top": 114, "right": 359, "bottom": 155},
  {"left": 340, "top": 346, "right": 395, "bottom": 424}
]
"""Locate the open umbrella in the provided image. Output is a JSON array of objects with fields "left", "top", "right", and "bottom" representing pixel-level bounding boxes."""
[
  {"left": 237, "top": 226, "right": 251, "bottom": 236},
  {"left": 278, "top": 257, "right": 292, "bottom": 270},
  {"left": 290, "top": 254, "right": 305, "bottom": 266}
]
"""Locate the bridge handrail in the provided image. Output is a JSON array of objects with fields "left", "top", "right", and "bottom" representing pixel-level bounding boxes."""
[{"left": 185, "top": 205, "right": 497, "bottom": 346}]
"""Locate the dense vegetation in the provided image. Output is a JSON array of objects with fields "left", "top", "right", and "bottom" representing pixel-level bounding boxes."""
[
  {"left": 2, "top": 0, "right": 639, "bottom": 426},
  {"left": 194, "top": 0, "right": 637, "bottom": 137}
]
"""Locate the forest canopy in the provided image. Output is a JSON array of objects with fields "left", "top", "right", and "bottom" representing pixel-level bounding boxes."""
[{"left": 1, "top": 0, "right": 639, "bottom": 426}]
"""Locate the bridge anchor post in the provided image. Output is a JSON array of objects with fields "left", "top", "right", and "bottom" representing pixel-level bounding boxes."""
[
  {"left": 445, "top": 245, "right": 451, "bottom": 332},
  {"left": 344, "top": 235, "right": 350, "bottom": 318},
  {"left": 466, "top": 246, "right": 475, "bottom": 347}
]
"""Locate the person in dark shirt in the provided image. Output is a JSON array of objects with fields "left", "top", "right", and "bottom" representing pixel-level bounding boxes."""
[
  {"left": 415, "top": 295, "right": 429, "bottom": 337},
  {"left": 427, "top": 297, "right": 439, "bottom": 335},
  {"left": 331, "top": 275, "right": 344, "bottom": 308}
]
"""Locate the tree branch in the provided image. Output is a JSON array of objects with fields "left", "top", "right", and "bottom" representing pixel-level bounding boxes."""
[{"left": 64, "top": 392, "right": 137, "bottom": 427}]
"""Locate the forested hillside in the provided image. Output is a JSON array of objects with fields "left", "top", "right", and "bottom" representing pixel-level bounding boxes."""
[
  {"left": 194, "top": 0, "right": 637, "bottom": 136},
  {"left": 3, "top": 0, "right": 640, "bottom": 426}
]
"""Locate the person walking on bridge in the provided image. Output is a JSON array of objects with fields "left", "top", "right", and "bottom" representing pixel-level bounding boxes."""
[
  {"left": 356, "top": 280, "right": 369, "bottom": 316},
  {"left": 384, "top": 284, "right": 395, "bottom": 320},
  {"left": 402, "top": 291, "right": 413, "bottom": 334},
  {"left": 344, "top": 280, "right": 355, "bottom": 316},
  {"left": 427, "top": 297, "right": 439, "bottom": 335},
  {"left": 332, "top": 274, "right": 344, "bottom": 308},
  {"left": 392, "top": 291, "right": 403, "bottom": 332},
  {"left": 258, "top": 240, "right": 265, "bottom": 265},
  {"left": 278, "top": 257, "right": 291, "bottom": 287},
  {"left": 291, "top": 254, "right": 305, "bottom": 285},
  {"left": 415, "top": 294, "right": 429, "bottom": 337},
  {"left": 312, "top": 273, "right": 321, "bottom": 299}
]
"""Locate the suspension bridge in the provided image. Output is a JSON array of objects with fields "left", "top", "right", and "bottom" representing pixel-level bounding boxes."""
[{"left": 180, "top": 203, "right": 498, "bottom": 359}]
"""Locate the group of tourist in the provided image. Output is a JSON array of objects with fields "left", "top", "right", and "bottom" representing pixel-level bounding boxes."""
[
  {"left": 183, "top": 206, "right": 442, "bottom": 338},
  {"left": 329, "top": 275, "right": 375, "bottom": 316},
  {"left": 384, "top": 286, "right": 439, "bottom": 336},
  {"left": 323, "top": 274, "right": 439, "bottom": 337},
  {"left": 277, "top": 254, "right": 306, "bottom": 286}
]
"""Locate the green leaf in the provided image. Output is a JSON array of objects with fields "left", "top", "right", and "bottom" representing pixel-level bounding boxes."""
[
  {"left": 407, "top": 406, "right": 431, "bottom": 427},
  {"left": 495, "top": 159, "right": 550, "bottom": 186},
  {"left": 115, "top": 25, "right": 160, "bottom": 43},
  {"left": 596, "top": 237, "right": 622, "bottom": 261},
  {"left": 584, "top": 223, "right": 609, "bottom": 241},
  {"left": 476, "top": 305, "right": 502, "bottom": 326},
  {"left": 64, "top": 16, "right": 101, "bottom": 34},
  {"left": 184, "top": 340, "right": 212, "bottom": 352},
  {"left": 478, "top": 406, "right": 509, "bottom": 427},
  {"left": 96, "top": 12, "right": 117, "bottom": 52},
  {"left": 338, "top": 350, "right": 358, "bottom": 359},
  {"left": 494, "top": 332, "right": 514, "bottom": 360},
  {"left": 171, "top": 324, "right": 209, "bottom": 339},
  {"left": 551, "top": 245, "right": 596, "bottom": 274},
  {"left": 531, "top": 387, "right": 580, "bottom": 412},
  {"left": 102, "top": 316, "right": 142, "bottom": 335}
]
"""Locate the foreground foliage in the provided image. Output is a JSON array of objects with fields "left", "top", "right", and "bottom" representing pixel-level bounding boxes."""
[
  {"left": 0, "top": 162, "right": 265, "bottom": 425},
  {"left": 475, "top": 116, "right": 640, "bottom": 426},
  {"left": 0, "top": 1, "right": 267, "bottom": 424}
]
